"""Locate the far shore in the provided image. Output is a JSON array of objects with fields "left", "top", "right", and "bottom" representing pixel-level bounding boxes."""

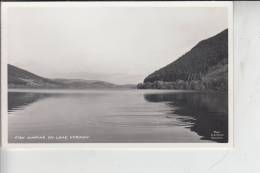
[{"left": 8, "top": 88, "right": 228, "bottom": 94}]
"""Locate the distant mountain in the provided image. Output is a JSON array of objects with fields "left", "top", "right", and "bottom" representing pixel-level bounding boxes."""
[
  {"left": 8, "top": 64, "right": 62, "bottom": 88},
  {"left": 137, "top": 29, "right": 228, "bottom": 91},
  {"left": 8, "top": 64, "right": 136, "bottom": 89}
]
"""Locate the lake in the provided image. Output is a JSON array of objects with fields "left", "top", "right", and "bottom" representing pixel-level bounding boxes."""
[{"left": 8, "top": 89, "right": 228, "bottom": 143}]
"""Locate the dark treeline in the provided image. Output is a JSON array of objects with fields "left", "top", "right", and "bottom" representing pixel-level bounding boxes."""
[{"left": 138, "top": 29, "right": 228, "bottom": 91}]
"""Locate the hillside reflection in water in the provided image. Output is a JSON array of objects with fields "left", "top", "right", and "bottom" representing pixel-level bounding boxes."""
[
  {"left": 8, "top": 90, "right": 228, "bottom": 143},
  {"left": 144, "top": 92, "right": 228, "bottom": 142}
]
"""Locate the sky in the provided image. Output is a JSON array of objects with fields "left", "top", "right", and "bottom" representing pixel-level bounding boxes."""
[{"left": 5, "top": 4, "right": 228, "bottom": 84}]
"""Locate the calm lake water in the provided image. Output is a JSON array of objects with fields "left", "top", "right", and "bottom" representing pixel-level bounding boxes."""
[{"left": 8, "top": 89, "right": 228, "bottom": 143}]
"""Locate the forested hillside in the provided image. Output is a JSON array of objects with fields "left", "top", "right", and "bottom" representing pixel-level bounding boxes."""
[{"left": 137, "top": 29, "right": 228, "bottom": 91}]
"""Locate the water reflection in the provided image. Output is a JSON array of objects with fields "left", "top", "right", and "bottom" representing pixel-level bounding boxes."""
[
  {"left": 8, "top": 92, "right": 50, "bottom": 112},
  {"left": 8, "top": 90, "right": 228, "bottom": 143},
  {"left": 144, "top": 92, "right": 228, "bottom": 143}
]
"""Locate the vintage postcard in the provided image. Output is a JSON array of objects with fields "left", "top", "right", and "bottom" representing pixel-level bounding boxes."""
[{"left": 1, "top": 2, "right": 233, "bottom": 148}]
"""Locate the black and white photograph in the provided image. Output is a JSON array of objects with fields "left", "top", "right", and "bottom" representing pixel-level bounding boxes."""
[{"left": 1, "top": 2, "right": 233, "bottom": 145}]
